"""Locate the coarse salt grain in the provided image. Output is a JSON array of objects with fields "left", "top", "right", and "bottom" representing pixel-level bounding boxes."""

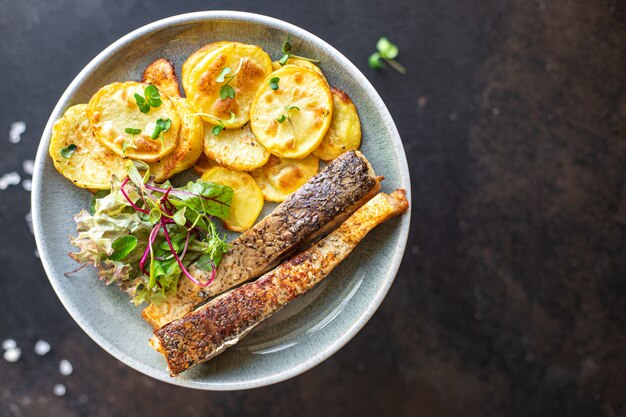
[
  {"left": 9, "top": 121, "right": 26, "bottom": 144},
  {"left": 52, "top": 384, "right": 66, "bottom": 397},
  {"left": 0, "top": 172, "right": 21, "bottom": 190},
  {"left": 2, "top": 339, "right": 17, "bottom": 350},
  {"left": 34, "top": 340, "right": 51, "bottom": 356},
  {"left": 59, "top": 359, "right": 73, "bottom": 376},
  {"left": 22, "top": 160, "right": 34, "bottom": 175},
  {"left": 4, "top": 347, "right": 22, "bottom": 363}
]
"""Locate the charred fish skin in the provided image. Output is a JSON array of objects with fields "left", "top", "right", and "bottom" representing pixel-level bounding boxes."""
[
  {"left": 151, "top": 190, "right": 408, "bottom": 375},
  {"left": 143, "top": 150, "right": 381, "bottom": 328}
]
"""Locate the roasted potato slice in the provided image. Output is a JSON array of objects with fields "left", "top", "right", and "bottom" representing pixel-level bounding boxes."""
[
  {"left": 200, "top": 166, "right": 264, "bottom": 232},
  {"left": 182, "top": 41, "right": 229, "bottom": 91},
  {"left": 49, "top": 104, "right": 126, "bottom": 189},
  {"left": 142, "top": 58, "right": 181, "bottom": 99},
  {"left": 203, "top": 123, "right": 269, "bottom": 171},
  {"left": 272, "top": 58, "right": 327, "bottom": 83},
  {"left": 313, "top": 88, "right": 361, "bottom": 161},
  {"left": 87, "top": 81, "right": 181, "bottom": 162},
  {"left": 192, "top": 152, "right": 217, "bottom": 175},
  {"left": 150, "top": 98, "right": 204, "bottom": 182},
  {"left": 250, "top": 65, "right": 333, "bottom": 159},
  {"left": 250, "top": 154, "right": 319, "bottom": 202},
  {"left": 183, "top": 42, "right": 273, "bottom": 128}
]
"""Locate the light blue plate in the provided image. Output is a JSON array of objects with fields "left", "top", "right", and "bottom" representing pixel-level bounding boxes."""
[{"left": 32, "top": 11, "right": 411, "bottom": 390}]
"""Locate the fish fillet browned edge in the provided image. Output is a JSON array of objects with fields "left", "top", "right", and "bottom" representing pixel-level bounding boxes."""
[
  {"left": 151, "top": 189, "right": 408, "bottom": 376},
  {"left": 143, "top": 150, "right": 382, "bottom": 328}
]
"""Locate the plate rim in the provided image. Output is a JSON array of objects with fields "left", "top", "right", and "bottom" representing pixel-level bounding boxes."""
[{"left": 31, "top": 10, "right": 411, "bottom": 390}]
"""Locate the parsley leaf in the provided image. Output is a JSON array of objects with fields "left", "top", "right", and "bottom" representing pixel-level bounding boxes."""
[{"left": 60, "top": 144, "right": 77, "bottom": 158}]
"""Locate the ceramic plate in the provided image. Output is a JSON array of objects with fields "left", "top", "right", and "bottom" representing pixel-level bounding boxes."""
[{"left": 32, "top": 11, "right": 411, "bottom": 390}]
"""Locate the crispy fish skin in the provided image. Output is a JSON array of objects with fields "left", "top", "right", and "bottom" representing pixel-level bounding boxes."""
[
  {"left": 143, "top": 150, "right": 381, "bottom": 328},
  {"left": 151, "top": 189, "right": 408, "bottom": 375}
]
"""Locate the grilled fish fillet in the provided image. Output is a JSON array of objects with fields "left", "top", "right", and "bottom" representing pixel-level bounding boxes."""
[
  {"left": 150, "top": 189, "right": 408, "bottom": 375},
  {"left": 143, "top": 150, "right": 381, "bottom": 328}
]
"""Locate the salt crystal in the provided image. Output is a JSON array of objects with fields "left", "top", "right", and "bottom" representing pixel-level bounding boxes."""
[
  {"left": 59, "top": 359, "right": 73, "bottom": 376},
  {"left": 0, "top": 172, "right": 21, "bottom": 190},
  {"left": 2, "top": 339, "right": 17, "bottom": 350},
  {"left": 34, "top": 340, "right": 51, "bottom": 356},
  {"left": 9, "top": 121, "right": 26, "bottom": 144},
  {"left": 52, "top": 384, "right": 66, "bottom": 397},
  {"left": 4, "top": 347, "right": 22, "bottom": 363},
  {"left": 22, "top": 160, "right": 34, "bottom": 175},
  {"left": 22, "top": 179, "right": 32, "bottom": 191}
]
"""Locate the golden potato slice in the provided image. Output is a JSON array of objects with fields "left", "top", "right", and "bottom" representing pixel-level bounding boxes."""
[
  {"left": 272, "top": 58, "right": 327, "bottom": 83},
  {"left": 200, "top": 166, "right": 264, "bottom": 232},
  {"left": 49, "top": 104, "right": 126, "bottom": 189},
  {"left": 182, "top": 41, "right": 229, "bottom": 92},
  {"left": 142, "top": 58, "right": 181, "bottom": 99},
  {"left": 192, "top": 152, "right": 217, "bottom": 175},
  {"left": 150, "top": 98, "right": 204, "bottom": 182},
  {"left": 87, "top": 81, "right": 181, "bottom": 162},
  {"left": 313, "top": 88, "right": 362, "bottom": 161},
  {"left": 250, "top": 65, "right": 333, "bottom": 159},
  {"left": 250, "top": 154, "right": 319, "bottom": 202},
  {"left": 203, "top": 123, "right": 270, "bottom": 171},
  {"left": 183, "top": 42, "right": 273, "bottom": 128}
]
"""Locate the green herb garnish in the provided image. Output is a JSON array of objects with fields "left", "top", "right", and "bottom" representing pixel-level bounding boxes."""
[
  {"left": 277, "top": 105, "right": 300, "bottom": 123},
  {"left": 205, "top": 111, "right": 236, "bottom": 136},
  {"left": 123, "top": 128, "right": 141, "bottom": 155},
  {"left": 125, "top": 128, "right": 141, "bottom": 135},
  {"left": 368, "top": 37, "right": 406, "bottom": 74},
  {"left": 108, "top": 235, "right": 138, "bottom": 261},
  {"left": 217, "top": 67, "right": 237, "bottom": 100},
  {"left": 134, "top": 84, "right": 162, "bottom": 113},
  {"left": 279, "top": 39, "right": 320, "bottom": 66},
  {"left": 60, "top": 144, "right": 77, "bottom": 158},
  {"left": 151, "top": 118, "right": 172, "bottom": 140},
  {"left": 269, "top": 77, "right": 280, "bottom": 90}
]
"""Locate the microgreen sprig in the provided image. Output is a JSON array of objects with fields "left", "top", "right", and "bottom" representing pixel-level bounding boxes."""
[
  {"left": 151, "top": 118, "right": 172, "bottom": 140},
  {"left": 269, "top": 77, "right": 280, "bottom": 90},
  {"left": 278, "top": 39, "right": 320, "bottom": 66},
  {"left": 123, "top": 128, "right": 141, "bottom": 155},
  {"left": 368, "top": 37, "right": 407, "bottom": 74},
  {"left": 277, "top": 105, "right": 300, "bottom": 124},
  {"left": 216, "top": 67, "right": 236, "bottom": 100},
  {"left": 192, "top": 111, "right": 237, "bottom": 136},
  {"left": 134, "top": 84, "right": 162, "bottom": 114}
]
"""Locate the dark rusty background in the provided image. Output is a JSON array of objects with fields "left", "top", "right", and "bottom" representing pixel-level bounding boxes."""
[{"left": 0, "top": 0, "right": 624, "bottom": 416}]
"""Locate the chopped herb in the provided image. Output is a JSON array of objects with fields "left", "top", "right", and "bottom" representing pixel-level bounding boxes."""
[
  {"left": 269, "top": 77, "right": 280, "bottom": 90},
  {"left": 212, "top": 124, "right": 225, "bottom": 136},
  {"left": 277, "top": 114, "right": 287, "bottom": 123},
  {"left": 279, "top": 38, "right": 320, "bottom": 66},
  {"left": 60, "top": 144, "right": 77, "bottom": 158},
  {"left": 151, "top": 118, "right": 172, "bottom": 140},
  {"left": 134, "top": 84, "right": 162, "bottom": 113},
  {"left": 368, "top": 37, "right": 407, "bottom": 74}
]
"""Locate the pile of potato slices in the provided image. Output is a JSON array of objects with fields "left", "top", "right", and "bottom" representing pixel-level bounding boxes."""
[{"left": 49, "top": 41, "right": 362, "bottom": 232}]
